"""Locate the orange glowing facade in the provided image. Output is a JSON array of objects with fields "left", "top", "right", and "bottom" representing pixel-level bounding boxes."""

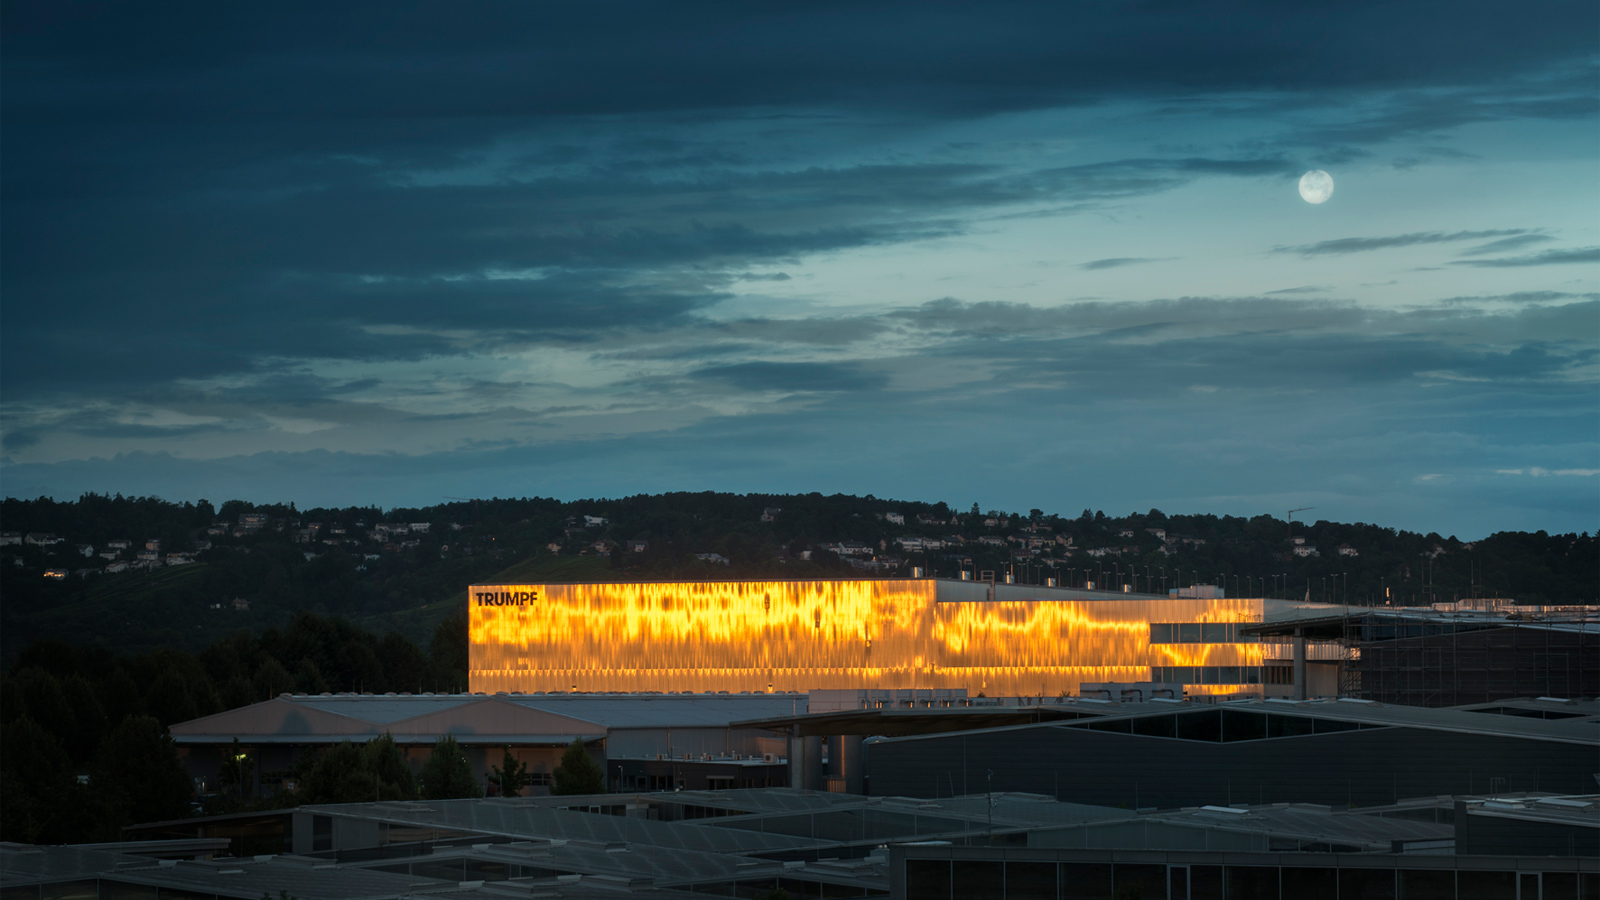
[{"left": 469, "top": 579, "right": 1276, "bottom": 696}]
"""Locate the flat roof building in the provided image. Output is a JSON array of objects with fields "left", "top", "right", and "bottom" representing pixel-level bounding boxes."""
[
  {"left": 857, "top": 696, "right": 1600, "bottom": 810},
  {"left": 170, "top": 691, "right": 802, "bottom": 797}
]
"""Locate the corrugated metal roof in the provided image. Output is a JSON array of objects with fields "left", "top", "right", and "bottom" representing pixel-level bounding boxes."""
[
  {"left": 1, "top": 851, "right": 428, "bottom": 900},
  {"left": 1078, "top": 697, "right": 1600, "bottom": 745},
  {"left": 171, "top": 693, "right": 808, "bottom": 742},
  {"left": 0, "top": 845, "right": 713, "bottom": 899},
  {"left": 297, "top": 696, "right": 476, "bottom": 723},
  {"left": 507, "top": 694, "right": 809, "bottom": 728},
  {"left": 1145, "top": 803, "right": 1455, "bottom": 848},
  {"left": 311, "top": 798, "right": 833, "bottom": 854}
]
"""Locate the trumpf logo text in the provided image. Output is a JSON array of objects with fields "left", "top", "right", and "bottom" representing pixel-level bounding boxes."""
[{"left": 475, "top": 590, "right": 538, "bottom": 606}]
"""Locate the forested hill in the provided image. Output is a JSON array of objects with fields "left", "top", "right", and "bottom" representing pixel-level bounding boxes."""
[{"left": 2, "top": 491, "right": 1595, "bottom": 662}]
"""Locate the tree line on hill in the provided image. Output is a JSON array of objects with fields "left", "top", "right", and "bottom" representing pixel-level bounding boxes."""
[{"left": 4, "top": 493, "right": 1594, "bottom": 666}]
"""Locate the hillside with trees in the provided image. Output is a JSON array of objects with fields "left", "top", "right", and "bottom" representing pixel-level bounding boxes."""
[
  {"left": 3, "top": 492, "right": 1593, "bottom": 663},
  {"left": 1, "top": 490, "right": 1593, "bottom": 843}
]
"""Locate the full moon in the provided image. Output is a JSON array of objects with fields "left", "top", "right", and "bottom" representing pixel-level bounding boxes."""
[{"left": 1299, "top": 170, "right": 1334, "bottom": 204}]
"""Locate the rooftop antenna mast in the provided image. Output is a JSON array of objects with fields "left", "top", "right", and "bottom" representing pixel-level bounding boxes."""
[{"left": 1287, "top": 507, "right": 1314, "bottom": 539}]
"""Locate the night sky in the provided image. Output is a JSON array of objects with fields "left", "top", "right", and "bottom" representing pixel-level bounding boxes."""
[{"left": 3, "top": 3, "right": 1596, "bottom": 536}]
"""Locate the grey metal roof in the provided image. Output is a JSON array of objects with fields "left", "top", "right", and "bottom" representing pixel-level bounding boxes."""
[
  {"left": 366, "top": 836, "right": 800, "bottom": 889},
  {"left": 172, "top": 693, "right": 811, "bottom": 742},
  {"left": 507, "top": 694, "right": 809, "bottom": 728},
  {"left": 0, "top": 844, "right": 714, "bottom": 900},
  {"left": 691, "top": 793, "right": 1135, "bottom": 846},
  {"left": 0, "top": 848, "right": 429, "bottom": 900},
  {"left": 1459, "top": 794, "right": 1600, "bottom": 828},
  {"left": 0, "top": 844, "right": 131, "bottom": 885},
  {"left": 1089, "top": 696, "right": 1600, "bottom": 745},
  {"left": 296, "top": 695, "right": 477, "bottom": 723},
  {"left": 310, "top": 798, "right": 834, "bottom": 855},
  {"left": 1141, "top": 803, "right": 1455, "bottom": 849}
]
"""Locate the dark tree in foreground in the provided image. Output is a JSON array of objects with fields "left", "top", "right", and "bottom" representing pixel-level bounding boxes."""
[
  {"left": 419, "top": 735, "right": 481, "bottom": 800},
  {"left": 91, "top": 715, "right": 195, "bottom": 828},
  {"left": 551, "top": 738, "right": 606, "bottom": 795},
  {"left": 296, "top": 734, "right": 417, "bottom": 804},
  {"left": 490, "top": 746, "right": 531, "bottom": 798},
  {"left": 0, "top": 718, "right": 88, "bottom": 843}
]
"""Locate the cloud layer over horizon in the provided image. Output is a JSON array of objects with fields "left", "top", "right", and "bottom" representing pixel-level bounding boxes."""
[{"left": 3, "top": 1, "right": 1596, "bottom": 537}]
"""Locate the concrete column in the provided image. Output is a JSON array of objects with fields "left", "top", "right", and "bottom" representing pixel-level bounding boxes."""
[
  {"left": 788, "top": 735, "right": 825, "bottom": 790},
  {"left": 1293, "top": 627, "right": 1308, "bottom": 700},
  {"left": 834, "top": 734, "right": 865, "bottom": 795},
  {"left": 787, "top": 734, "right": 803, "bottom": 788}
]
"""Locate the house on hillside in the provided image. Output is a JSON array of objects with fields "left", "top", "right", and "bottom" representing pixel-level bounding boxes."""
[{"left": 25, "top": 533, "right": 62, "bottom": 546}]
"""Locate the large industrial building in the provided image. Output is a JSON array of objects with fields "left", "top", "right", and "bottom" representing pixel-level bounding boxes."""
[
  {"left": 468, "top": 579, "right": 1348, "bottom": 697},
  {"left": 39, "top": 784, "right": 1593, "bottom": 899},
  {"left": 1248, "top": 605, "right": 1600, "bottom": 707},
  {"left": 846, "top": 696, "right": 1600, "bottom": 809},
  {"left": 169, "top": 692, "right": 801, "bottom": 795}
]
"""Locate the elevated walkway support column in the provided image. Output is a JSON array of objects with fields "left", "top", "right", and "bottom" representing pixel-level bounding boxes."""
[
  {"left": 1293, "top": 627, "right": 1308, "bottom": 700},
  {"left": 834, "top": 734, "right": 865, "bottom": 794},
  {"left": 788, "top": 734, "right": 825, "bottom": 790}
]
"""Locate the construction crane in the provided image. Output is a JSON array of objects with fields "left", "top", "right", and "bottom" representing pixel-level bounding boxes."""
[{"left": 1287, "top": 507, "right": 1314, "bottom": 539}]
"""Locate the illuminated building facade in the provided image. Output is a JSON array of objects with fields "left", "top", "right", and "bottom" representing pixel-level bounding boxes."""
[{"left": 470, "top": 579, "right": 1314, "bottom": 697}]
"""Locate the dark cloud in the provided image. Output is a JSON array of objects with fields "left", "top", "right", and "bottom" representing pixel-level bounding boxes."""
[
  {"left": 1276, "top": 230, "right": 1531, "bottom": 256},
  {"left": 1456, "top": 234, "right": 1555, "bottom": 256},
  {"left": 6, "top": 3, "right": 1592, "bottom": 128},
  {"left": 1079, "top": 257, "right": 1174, "bottom": 270},
  {"left": 691, "top": 362, "right": 889, "bottom": 393},
  {"left": 1452, "top": 247, "right": 1600, "bottom": 267},
  {"left": 2, "top": 1, "right": 1594, "bottom": 534},
  {"left": 0, "top": 149, "right": 1306, "bottom": 397},
  {"left": 4, "top": 311, "right": 1593, "bottom": 536}
]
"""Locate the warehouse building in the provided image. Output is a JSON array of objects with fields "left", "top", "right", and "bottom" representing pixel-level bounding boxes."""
[
  {"left": 170, "top": 691, "right": 800, "bottom": 796},
  {"left": 1247, "top": 607, "right": 1600, "bottom": 706},
  {"left": 892, "top": 845, "right": 1598, "bottom": 900},
  {"left": 26, "top": 786, "right": 1597, "bottom": 899},
  {"left": 856, "top": 696, "right": 1600, "bottom": 809}
]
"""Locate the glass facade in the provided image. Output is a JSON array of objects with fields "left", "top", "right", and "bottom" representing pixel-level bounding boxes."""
[
  {"left": 1150, "top": 622, "right": 1262, "bottom": 643},
  {"left": 470, "top": 580, "right": 1271, "bottom": 695},
  {"left": 1152, "top": 665, "right": 1263, "bottom": 685},
  {"left": 901, "top": 859, "right": 1576, "bottom": 900}
]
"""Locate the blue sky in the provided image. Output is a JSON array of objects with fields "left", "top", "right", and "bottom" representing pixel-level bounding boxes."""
[{"left": 2, "top": 2, "right": 1596, "bottom": 537}]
